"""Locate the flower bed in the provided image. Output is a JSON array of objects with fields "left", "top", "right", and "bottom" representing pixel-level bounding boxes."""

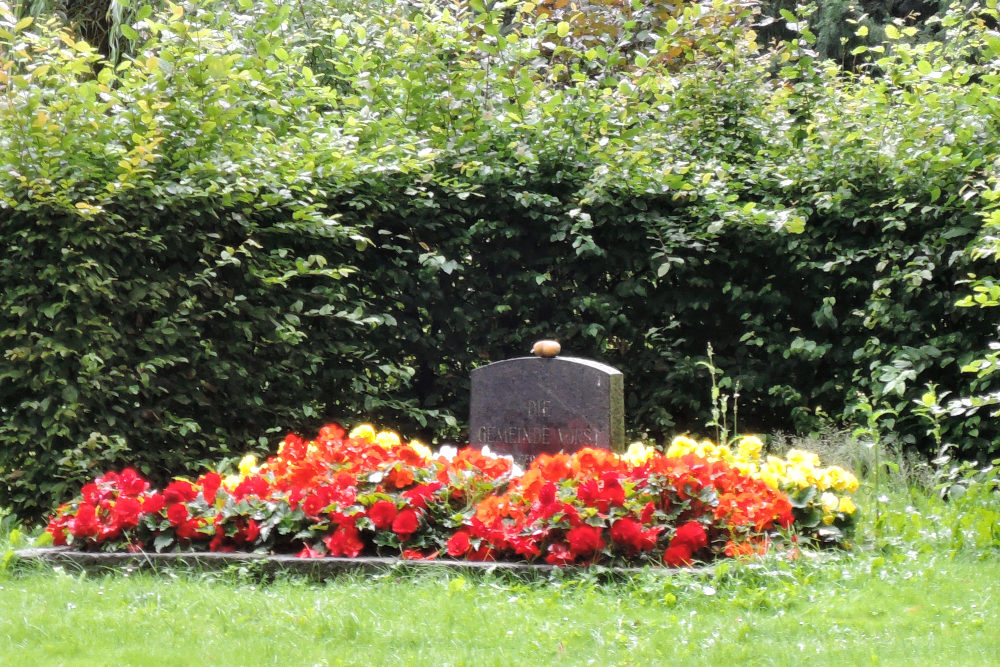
[{"left": 45, "top": 424, "right": 859, "bottom": 567}]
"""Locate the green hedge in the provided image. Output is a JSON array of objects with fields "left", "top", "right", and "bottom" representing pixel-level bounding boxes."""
[{"left": 2, "top": 0, "right": 999, "bottom": 522}]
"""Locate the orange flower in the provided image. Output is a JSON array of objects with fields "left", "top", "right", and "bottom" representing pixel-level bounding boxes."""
[
  {"left": 572, "top": 448, "right": 621, "bottom": 479},
  {"left": 386, "top": 464, "right": 415, "bottom": 489},
  {"left": 724, "top": 540, "right": 755, "bottom": 558},
  {"left": 474, "top": 495, "right": 506, "bottom": 524},
  {"left": 534, "top": 453, "right": 572, "bottom": 482},
  {"left": 396, "top": 445, "right": 426, "bottom": 467},
  {"left": 514, "top": 468, "right": 545, "bottom": 502}
]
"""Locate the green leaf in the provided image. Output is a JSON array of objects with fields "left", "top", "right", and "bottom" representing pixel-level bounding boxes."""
[
  {"left": 556, "top": 21, "right": 570, "bottom": 38},
  {"left": 154, "top": 534, "right": 174, "bottom": 553},
  {"left": 784, "top": 216, "right": 806, "bottom": 234},
  {"left": 61, "top": 385, "right": 79, "bottom": 404}
]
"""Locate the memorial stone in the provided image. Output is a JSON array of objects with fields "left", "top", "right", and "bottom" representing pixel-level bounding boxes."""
[{"left": 469, "top": 342, "right": 625, "bottom": 462}]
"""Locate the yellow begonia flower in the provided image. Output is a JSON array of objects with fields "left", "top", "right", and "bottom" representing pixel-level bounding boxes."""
[
  {"left": 695, "top": 439, "right": 713, "bottom": 456},
  {"left": 238, "top": 454, "right": 258, "bottom": 477},
  {"left": 349, "top": 424, "right": 376, "bottom": 443},
  {"left": 409, "top": 440, "right": 433, "bottom": 460},
  {"left": 829, "top": 467, "right": 860, "bottom": 493},
  {"left": 822, "top": 514, "right": 836, "bottom": 525},
  {"left": 735, "top": 435, "right": 764, "bottom": 462},
  {"left": 820, "top": 492, "right": 839, "bottom": 514},
  {"left": 223, "top": 474, "right": 241, "bottom": 491},
  {"left": 623, "top": 442, "right": 655, "bottom": 466},
  {"left": 838, "top": 496, "right": 857, "bottom": 514},
  {"left": 758, "top": 470, "right": 781, "bottom": 489},
  {"left": 787, "top": 448, "right": 821, "bottom": 468},
  {"left": 712, "top": 443, "right": 734, "bottom": 462},
  {"left": 666, "top": 435, "right": 698, "bottom": 458},
  {"left": 375, "top": 430, "right": 401, "bottom": 448},
  {"left": 785, "top": 465, "right": 810, "bottom": 489}
]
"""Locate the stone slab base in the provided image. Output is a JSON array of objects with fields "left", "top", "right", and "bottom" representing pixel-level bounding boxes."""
[{"left": 13, "top": 548, "right": 694, "bottom": 579}]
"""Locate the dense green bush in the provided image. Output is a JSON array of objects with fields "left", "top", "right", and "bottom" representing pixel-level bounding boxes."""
[
  {"left": 0, "top": 1, "right": 403, "bottom": 519},
  {"left": 2, "top": 0, "right": 1000, "bottom": 522}
]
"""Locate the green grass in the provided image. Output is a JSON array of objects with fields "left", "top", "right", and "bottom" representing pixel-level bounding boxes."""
[
  {"left": 1, "top": 547, "right": 998, "bottom": 665},
  {"left": 2, "top": 441, "right": 1000, "bottom": 666}
]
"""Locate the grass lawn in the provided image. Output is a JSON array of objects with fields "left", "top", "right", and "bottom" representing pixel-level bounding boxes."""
[{"left": 1, "top": 547, "right": 997, "bottom": 665}]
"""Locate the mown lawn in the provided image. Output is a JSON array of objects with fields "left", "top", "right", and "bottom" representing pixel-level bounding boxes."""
[{"left": 1, "top": 546, "right": 997, "bottom": 665}]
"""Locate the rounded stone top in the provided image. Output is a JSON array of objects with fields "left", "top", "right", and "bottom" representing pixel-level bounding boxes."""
[{"left": 531, "top": 340, "right": 561, "bottom": 357}]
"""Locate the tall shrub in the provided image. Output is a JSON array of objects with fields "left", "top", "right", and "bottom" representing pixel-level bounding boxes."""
[{"left": 0, "top": 2, "right": 411, "bottom": 520}]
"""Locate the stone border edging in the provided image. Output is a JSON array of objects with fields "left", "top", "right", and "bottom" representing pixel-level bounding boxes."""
[{"left": 13, "top": 547, "right": 713, "bottom": 578}]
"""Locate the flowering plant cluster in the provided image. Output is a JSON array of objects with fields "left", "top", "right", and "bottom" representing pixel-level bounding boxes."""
[
  {"left": 448, "top": 446, "right": 793, "bottom": 566},
  {"left": 47, "top": 424, "right": 513, "bottom": 558},
  {"left": 45, "top": 424, "right": 859, "bottom": 566},
  {"left": 661, "top": 435, "right": 859, "bottom": 546}
]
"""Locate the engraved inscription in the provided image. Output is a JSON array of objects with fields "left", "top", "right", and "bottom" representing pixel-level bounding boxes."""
[
  {"left": 526, "top": 400, "right": 551, "bottom": 417},
  {"left": 477, "top": 425, "right": 553, "bottom": 446},
  {"left": 476, "top": 425, "right": 595, "bottom": 447}
]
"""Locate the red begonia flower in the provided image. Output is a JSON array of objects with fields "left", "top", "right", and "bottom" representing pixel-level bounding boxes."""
[
  {"left": 545, "top": 542, "right": 574, "bottom": 566},
  {"left": 663, "top": 544, "right": 693, "bottom": 567},
  {"left": 117, "top": 468, "right": 150, "bottom": 496},
  {"left": 324, "top": 525, "right": 364, "bottom": 557},
  {"left": 297, "top": 544, "right": 324, "bottom": 558},
  {"left": 318, "top": 423, "right": 346, "bottom": 441},
  {"left": 199, "top": 472, "right": 221, "bottom": 504},
  {"left": 164, "top": 480, "right": 198, "bottom": 504},
  {"left": 391, "top": 508, "right": 420, "bottom": 539},
  {"left": 673, "top": 521, "right": 708, "bottom": 551},
  {"left": 232, "top": 475, "right": 270, "bottom": 501},
  {"left": 142, "top": 493, "right": 165, "bottom": 515},
  {"left": 166, "top": 502, "right": 189, "bottom": 527},
  {"left": 368, "top": 500, "right": 398, "bottom": 530},
  {"left": 70, "top": 502, "right": 101, "bottom": 539},
  {"left": 446, "top": 530, "right": 471, "bottom": 558},
  {"left": 112, "top": 496, "right": 142, "bottom": 529},
  {"left": 609, "top": 517, "right": 643, "bottom": 552},
  {"left": 402, "top": 482, "right": 442, "bottom": 510},
  {"left": 566, "top": 524, "right": 605, "bottom": 559}
]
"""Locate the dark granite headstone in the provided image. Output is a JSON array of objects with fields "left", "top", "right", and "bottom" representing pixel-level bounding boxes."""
[{"left": 469, "top": 351, "right": 625, "bottom": 462}]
